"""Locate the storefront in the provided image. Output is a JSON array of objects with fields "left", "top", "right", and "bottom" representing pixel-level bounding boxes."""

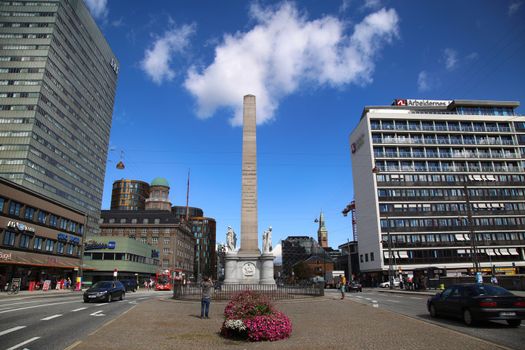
[{"left": 0, "top": 178, "right": 85, "bottom": 291}]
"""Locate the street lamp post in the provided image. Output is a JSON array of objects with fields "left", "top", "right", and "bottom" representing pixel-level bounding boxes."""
[{"left": 347, "top": 238, "right": 353, "bottom": 283}]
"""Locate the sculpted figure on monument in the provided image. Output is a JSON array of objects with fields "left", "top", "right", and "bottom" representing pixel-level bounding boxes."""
[
  {"left": 226, "top": 226, "right": 236, "bottom": 252},
  {"left": 262, "top": 226, "right": 272, "bottom": 253}
]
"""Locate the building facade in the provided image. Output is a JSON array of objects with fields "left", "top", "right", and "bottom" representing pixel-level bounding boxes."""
[
  {"left": 189, "top": 216, "right": 216, "bottom": 280},
  {"left": 82, "top": 236, "right": 159, "bottom": 285},
  {"left": 145, "top": 178, "right": 171, "bottom": 211},
  {"left": 281, "top": 235, "right": 328, "bottom": 279},
  {"left": 0, "top": 0, "right": 119, "bottom": 234},
  {"left": 110, "top": 179, "right": 149, "bottom": 211},
  {"left": 98, "top": 210, "right": 195, "bottom": 279},
  {"left": 350, "top": 99, "right": 525, "bottom": 278},
  {"left": 0, "top": 177, "right": 84, "bottom": 291}
]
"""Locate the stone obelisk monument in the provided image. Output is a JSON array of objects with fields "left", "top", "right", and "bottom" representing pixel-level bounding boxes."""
[{"left": 224, "top": 95, "right": 275, "bottom": 285}]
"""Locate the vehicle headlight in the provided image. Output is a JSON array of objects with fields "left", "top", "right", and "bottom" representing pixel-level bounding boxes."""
[{"left": 96, "top": 291, "right": 108, "bottom": 296}]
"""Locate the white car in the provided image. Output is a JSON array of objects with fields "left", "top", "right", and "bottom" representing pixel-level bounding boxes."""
[{"left": 379, "top": 279, "right": 400, "bottom": 288}]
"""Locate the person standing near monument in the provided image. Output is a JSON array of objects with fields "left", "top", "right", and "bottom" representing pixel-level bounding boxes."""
[{"left": 200, "top": 276, "right": 213, "bottom": 319}]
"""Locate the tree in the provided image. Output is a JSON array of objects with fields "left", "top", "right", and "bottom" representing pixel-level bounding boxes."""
[{"left": 293, "top": 261, "right": 315, "bottom": 281}]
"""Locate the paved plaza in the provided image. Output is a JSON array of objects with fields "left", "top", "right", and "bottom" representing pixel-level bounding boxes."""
[{"left": 68, "top": 293, "right": 506, "bottom": 350}]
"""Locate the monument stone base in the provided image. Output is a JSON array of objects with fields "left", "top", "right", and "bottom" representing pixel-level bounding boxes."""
[{"left": 224, "top": 252, "right": 275, "bottom": 285}]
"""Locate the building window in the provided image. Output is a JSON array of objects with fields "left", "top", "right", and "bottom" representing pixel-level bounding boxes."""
[
  {"left": 24, "top": 206, "right": 35, "bottom": 221},
  {"left": 360, "top": 254, "right": 363, "bottom": 263},
  {"left": 152, "top": 237, "right": 158, "bottom": 244},
  {"left": 120, "top": 218, "right": 126, "bottom": 224},
  {"left": 45, "top": 239, "right": 54, "bottom": 252},
  {"left": 370, "top": 252, "right": 374, "bottom": 261},
  {"left": 37, "top": 210, "right": 47, "bottom": 224},
  {"left": 33, "top": 237, "right": 43, "bottom": 250},
  {"left": 140, "top": 237, "right": 147, "bottom": 244},
  {"left": 66, "top": 244, "right": 74, "bottom": 255},
  {"left": 3, "top": 230, "right": 16, "bottom": 246},
  {"left": 57, "top": 242, "right": 64, "bottom": 254},
  {"left": 365, "top": 253, "right": 369, "bottom": 262},
  {"left": 59, "top": 218, "right": 68, "bottom": 230},
  {"left": 164, "top": 238, "right": 170, "bottom": 245},
  {"left": 49, "top": 215, "right": 58, "bottom": 227},
  {"left": 19, "top": 234, "right": 30, "bottom": 249},
  {"left": 0, "top": 197, "right": 5, "bottom": 212},
  {"left": 163, "top": 247, "right": 170, "bottom": 254},
  {"left": 162, "top": 259, "right": 169, "bottom": 268},
  {"left": 8, "top": 201, "right": 22, "bottom": 216},
  {"left": 143, "top": 218, "right": 149, "bottom": 224},
  {"left": 131, "top": 218, "right": 137, "bottom": 224}
]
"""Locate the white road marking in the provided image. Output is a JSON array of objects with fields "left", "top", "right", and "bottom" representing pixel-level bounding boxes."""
[
  {"left": 0, "top": 300, "right": 78, "bottom": 314},
  {"left": 409, "top": 297, "right": 423, "bottom": 300},
  {"left": 90, "top": 310, "right": 105, "bottom": 317},
  {"left": 385, "top": 299, "right": 401, "bottom": 303},
  {"left": 373, "top": 303, "right": 379, "bottom": 308},
  {"left": 372, "top": 300, "right": 378, "bottom": 303},
  {"left": 365, "top": 298, "right": 372, "bottom": 300},
  {"left": 6, "top": 337, "right": 40, "bottom": 350},
  {"left": 41, "top": 314, "right": 62, "bottom": 321},
  {"left": 0, "top": 326, "right": 26, "bottom": 336},
  {"left": 72, "top": 307, "right": 87, "bottom": 312}
]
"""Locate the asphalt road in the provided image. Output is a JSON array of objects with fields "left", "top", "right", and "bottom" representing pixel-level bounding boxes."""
[
  {"left": 0, "top": 290, "right": 172, "bottom": 350},
  {"left": 332, "top": 288, "right": 525, "bottom": 350}
]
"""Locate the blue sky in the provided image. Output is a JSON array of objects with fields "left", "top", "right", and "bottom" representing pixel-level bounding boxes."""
[{"left": 86, "top": 0, "right": 525, "bottom": 253}]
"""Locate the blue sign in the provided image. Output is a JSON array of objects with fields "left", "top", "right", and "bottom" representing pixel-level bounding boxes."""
[
  {"left": 57, "top": 233, "right": 68, "bottom": 242},
  {"left": 151, "top": 250, "right": 159, "bottom": 258},
  {"left": 108, "top": 241, "right": 116, "bottom": 249}
]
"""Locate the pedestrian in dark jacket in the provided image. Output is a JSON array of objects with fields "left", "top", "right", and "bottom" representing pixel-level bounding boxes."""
[{"left": 200, "top": 276, "right": 213, "bottom": 319}]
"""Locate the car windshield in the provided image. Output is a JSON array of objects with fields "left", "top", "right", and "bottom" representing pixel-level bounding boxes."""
[
  {"left": 92, "top": 282, "right": 112, "bottom": 289},
  {"left": 473, "top": 285, "right": 513, "bottom": 296}
]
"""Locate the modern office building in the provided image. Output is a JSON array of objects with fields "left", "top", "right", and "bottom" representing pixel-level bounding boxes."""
[
  {"left": 0, "top": 177, "right": 84, "bottom": 291},
  {"left": 110, "top": 179, "right": 150, "bottom": 211},
  {"left": 0, "top": 0, "right": 119, "bottom": 235},
  {"left": 350, "top": 99, "right": 525, "bottom": 280},
  {"left": 189, "top": 216, "right": 217, "bottom": 280}
]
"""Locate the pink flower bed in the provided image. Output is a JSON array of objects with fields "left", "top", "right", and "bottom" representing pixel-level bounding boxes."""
[{"left": 220, "top": 290, "right": 292, "bottom": 342}]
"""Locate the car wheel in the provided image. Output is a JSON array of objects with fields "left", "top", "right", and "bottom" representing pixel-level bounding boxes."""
[
  {"left": 120, "top": 292, "right": 124, "bottom": 301},
  {"left": 463, "top": 309, "right": 475, "bottom": 326},
  {"left": 507, "top": 319, "right": 521, "bottom": 327},
  {"left": 429, "top": 304, "right": 438, "bottom": 318}
]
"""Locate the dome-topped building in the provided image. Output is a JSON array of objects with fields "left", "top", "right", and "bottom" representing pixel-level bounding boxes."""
[
  {"left": 150, "top": 177, "right": 170, "bottom": 187},
  {"left": 145, "top": 177, "right": 172, "bottom": 211}
]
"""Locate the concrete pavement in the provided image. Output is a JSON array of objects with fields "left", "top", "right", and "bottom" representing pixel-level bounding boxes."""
[{"left": 68, "top": 293, "right": 508, "bottom": 350}]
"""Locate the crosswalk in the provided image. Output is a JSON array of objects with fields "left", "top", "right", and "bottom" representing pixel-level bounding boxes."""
[{"left": 0, "top": 296, "right": 149, "bottom": 350}]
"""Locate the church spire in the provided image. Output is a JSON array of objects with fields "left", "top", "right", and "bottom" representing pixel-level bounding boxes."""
[{"left": 317, "top": 211, "right": 328, "bottom": 248}]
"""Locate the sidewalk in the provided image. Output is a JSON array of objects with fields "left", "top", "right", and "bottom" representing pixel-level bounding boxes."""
[
  {"left": 69, "top": 294, "right": 506, "bottom": 350},
  {"left": 0, "top": 288, "right": 77, "bottom": 299}
]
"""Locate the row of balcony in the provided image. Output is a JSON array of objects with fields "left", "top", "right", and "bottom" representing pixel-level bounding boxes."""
[
  {"left": 382, "top": 240, "right": 524, "bottom": 248},
  {"left": 374, "top": 165, "right": 523, "bottom": 173},
  {"left": 383, "top": 224, "right": 525, "bottom": 232},
  {"left": 372, "top": 137, "right": 515, "bottom": 146},
  {"left": 374, "top": 151, "right": 520, "bottom": 159},
  {"left": 371, "top": 125, "right": 512, "bottom": 133},
  {"left": 380, "top": 209, "right": 525, "bottom": 217},
  {"left": 383, "top": 255, "right": 520, "bottom": 264},
  {"left": 377, "top": 180, "right": 525, "bottom": 187}
]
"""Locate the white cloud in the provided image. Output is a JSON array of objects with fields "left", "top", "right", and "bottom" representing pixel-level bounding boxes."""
[
  {"left": 417, "top": 71, "right": 430, "bottom": 91},
  {"left": 339, "top": 0, "right": 352, "bottom": 13},
  {"left": 83, "top": 0, "right": 108, "bottom": 19},
  {"left": 363, "top": 0, "right": 382, "bottom": 9},
  {"left": 184, "top": 3, "right": 399, "bottom": 125},
  {"left": 509, "top": 1, "right": 523, "bottom": 15},
  {"left": 272, "top": 243, "right": 282, "bottom": 264},
  {"left": 443, "top": 48, "right": 458, "bottom": 71},
  {"left": 141, "top": 24, "right": 196, "bottom": 85}
]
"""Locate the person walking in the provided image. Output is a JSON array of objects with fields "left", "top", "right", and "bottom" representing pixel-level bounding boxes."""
[
  {"left": 340, "top": 275, "right": 347, "bottom": 299},
  {"left": 200, "top": 276, "right": 213, "bottom": 319}
]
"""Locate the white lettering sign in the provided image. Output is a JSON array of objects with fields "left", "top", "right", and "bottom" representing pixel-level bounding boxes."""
[
  {"left": 394, "top": 99, "right": 451, "bottom": 107},
  {"left": 7, "top": 221, "right": 35, "bottom": 233},
  {"left": 0, "top": 251, "right": 12, "bottom": 260}
]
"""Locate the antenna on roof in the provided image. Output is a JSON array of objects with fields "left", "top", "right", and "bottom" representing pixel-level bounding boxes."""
[{"left": 185, "top": 169, "right": 190, "bottom": 222}]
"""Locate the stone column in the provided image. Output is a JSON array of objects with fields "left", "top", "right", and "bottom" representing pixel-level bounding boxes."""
[{"left": 239, "top": 95, "right": 260, "bottom": 256}]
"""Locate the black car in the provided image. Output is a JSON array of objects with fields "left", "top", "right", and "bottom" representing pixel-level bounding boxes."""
[
  {"left": 427, "top": 283, "right": 525, "bottom": 327},
  {"left": 83, "top": 281, "right": 126, "bottom": 303},
  {"left": 120, "top": 279, "right": 137, "bottom": 292},
  {"left": 347, "top": 281, "right": 363, "bottom": 292}
]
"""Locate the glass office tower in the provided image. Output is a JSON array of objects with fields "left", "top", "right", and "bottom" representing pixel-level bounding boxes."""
[{"left": 0, "top": 0, "right": 119, "bottom": 233}]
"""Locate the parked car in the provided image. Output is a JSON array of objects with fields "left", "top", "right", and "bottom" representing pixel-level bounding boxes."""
[
  {"left": 379, "top": 278, "right": 400, "bottom": 288},
  {"left": 427, "top": 283, "right": 525, "bottom": 327},
  {"left": 83, "top": 281, "right": 125, "bottom": 303},
  {"left": 347, "top": 281, "right": 363, "bottom": 293},
  {"left": 120, "top": 279, "right": 137, "bottom": 292}
]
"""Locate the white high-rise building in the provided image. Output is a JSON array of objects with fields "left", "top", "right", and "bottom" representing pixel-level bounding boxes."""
[{"left": 350, "top": 99, "right": 525, "bottom": 279}]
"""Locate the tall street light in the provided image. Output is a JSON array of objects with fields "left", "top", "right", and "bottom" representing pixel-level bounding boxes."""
[{"left": 342, "top": 202, "right": 355, "bottom": 282}]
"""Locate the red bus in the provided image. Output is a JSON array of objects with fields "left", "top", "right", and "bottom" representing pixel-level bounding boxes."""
[{"left": 155, "top": 269, "right": 184, "bottom": 291}]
